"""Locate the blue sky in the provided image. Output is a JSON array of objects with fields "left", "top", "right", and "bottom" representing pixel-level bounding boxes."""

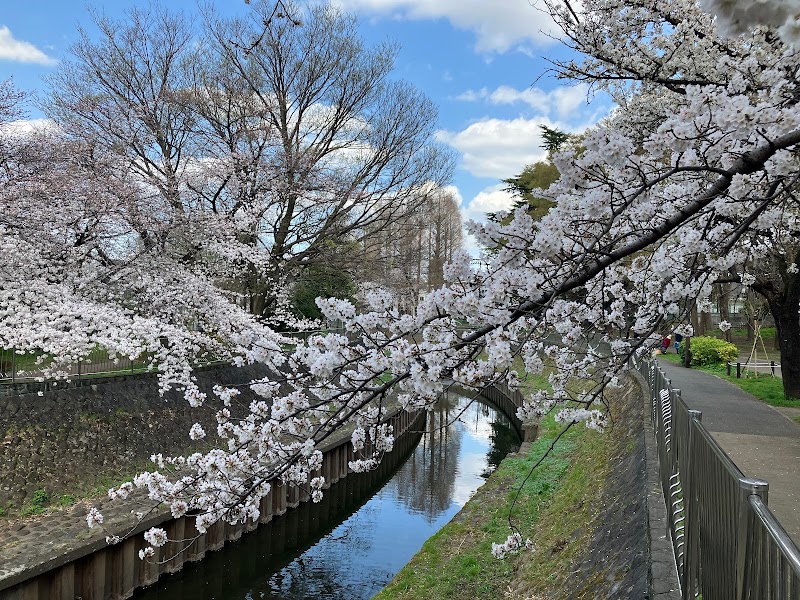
[{"left": 0, "top": 0, "right": 611, "bottom": 239}]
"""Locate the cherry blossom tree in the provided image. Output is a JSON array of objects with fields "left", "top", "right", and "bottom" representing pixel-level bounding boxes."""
[
  {"left": 13, "top": 0, "right": 799, "bottom": 558},
  {"left": 543, "top": 0, "right": 800, "bottom": 396}
]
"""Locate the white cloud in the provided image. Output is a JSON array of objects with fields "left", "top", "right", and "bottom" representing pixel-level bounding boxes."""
[
  {"left": 458, "top": 183, "right": 518, "bottom": 254},
  {"left": 440, "top": 184, "right": 464, "bottom": 206},
  {"left": 436, "top": 117, "right": 551, "bottom": 179},
  {"left": 457, "top": 83, "right": 591, "bottom": 120},
  {"left": 0, "top": 27, "right": 57, "bottom": 66},
  {"left": 463, "top": 183, "right": 516, "bottom": 222},
  {"left": 455, "top": 88, "right": 489, "bottom": 102},
  {"left": 0, "top": 118, "right": 55, "bottom": 136},
  {"left": 331, "top": 0, "right": 558, "bottom": 53}
]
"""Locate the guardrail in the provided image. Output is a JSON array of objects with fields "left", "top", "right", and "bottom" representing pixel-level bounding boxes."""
[
  {"left": 0, "top": 327, "right": 347, "bottom": 388},
  {"left": 636, "top": 357, "right": 800, "bottom": 599},
  {"left": 727, "top": 360, "right": 781, "bottom": 378}
]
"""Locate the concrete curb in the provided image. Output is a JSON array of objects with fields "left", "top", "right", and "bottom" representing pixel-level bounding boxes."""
[{"left": 629, "top": 368, "right": 681, "bottom": 600}]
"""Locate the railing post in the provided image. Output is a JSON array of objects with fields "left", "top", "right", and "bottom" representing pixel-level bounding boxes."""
[
  {"left": 680, "top": 407, "right": 702, "bottom": 599},
  {"left": 735, "top": 478, "right": 769, "bottom": 600}
]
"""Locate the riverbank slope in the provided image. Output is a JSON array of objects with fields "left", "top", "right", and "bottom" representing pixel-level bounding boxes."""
[{"left": 375, "top": 374, "right": 649, "bottom": 599}]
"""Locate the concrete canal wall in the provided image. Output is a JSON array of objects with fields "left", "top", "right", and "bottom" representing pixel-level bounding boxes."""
[{"left": 0, "top": 372, "right": 526, "bottom": 600}]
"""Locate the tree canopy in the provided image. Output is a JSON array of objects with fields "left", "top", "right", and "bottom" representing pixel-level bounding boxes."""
[
  {"left": 4, "top": 0, "right": 800, "bottom": 560},
  {"left": 44, "top": 0, "right": 453, "bottom": 321},
  {"left": 502, "top": 161, "right": 561, "bottom": 220}
]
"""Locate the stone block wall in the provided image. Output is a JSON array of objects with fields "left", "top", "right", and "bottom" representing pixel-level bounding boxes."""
[{"left": 0, "top": 364, "right": 270, "bottom": 510}]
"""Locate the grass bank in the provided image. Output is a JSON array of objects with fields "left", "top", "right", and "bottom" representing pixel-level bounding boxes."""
[{"left": 374, "top": 408, "right": 612, "bottom": 599}]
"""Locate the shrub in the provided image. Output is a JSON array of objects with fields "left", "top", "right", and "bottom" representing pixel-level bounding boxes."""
[
  {"left": 31, "top": 489, "right": 48, "bottom": 506},
  {"left": 688, "top": 336, "right": 739, "bottom": 366}
]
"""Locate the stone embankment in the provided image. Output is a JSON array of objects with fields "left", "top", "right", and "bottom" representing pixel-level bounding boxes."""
[
  {"left": 0, "top": 364, "right": 271, "bottom": 510},
  {"left": 0, "top": 387, "right": 426, "bottom": 600},
  {"left": 531, "top": 372, "right": 678, "bottom": 598},
  {"left": 476, "top": 370, "right": 675, "bottom": 599}
]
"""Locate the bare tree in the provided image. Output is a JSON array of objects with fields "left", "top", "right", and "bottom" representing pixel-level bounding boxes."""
[
  {"left": 203, "top": 0, "right": 454, "bottom": 317},
  {"left": 44, "top": 1, "right": 453, "bottom": 320},
  {"left": 425, "top": 191, "right": 463, "bottom": 289},
  {"left": 360, "top": 188, "right": 463, "bottom": 308}
]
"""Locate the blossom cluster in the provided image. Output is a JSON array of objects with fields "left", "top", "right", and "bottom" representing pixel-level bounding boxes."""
[
  {"left": 7, "top": 0, "right": 800, "bottom": 561},
  {"left": 491, "top": 533, "right": 534, "bottom": 560}
]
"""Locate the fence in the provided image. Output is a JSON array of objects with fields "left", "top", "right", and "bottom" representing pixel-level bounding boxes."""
[
  {"left": 0, "top": 347, "right": 153, "bottom": 384},
  {"left": 636, "top": 357, "right": 800, "bottom": 599},
  {"left": 727, "top": 360, "right": 781, "bottom": 378},
  {"left": 0, "top": 326, "right": 348, "bottom": 389}
]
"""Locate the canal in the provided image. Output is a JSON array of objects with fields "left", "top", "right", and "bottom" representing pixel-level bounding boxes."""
[{"left": 133, "top": 392, "right": 519, "bottom": 600}]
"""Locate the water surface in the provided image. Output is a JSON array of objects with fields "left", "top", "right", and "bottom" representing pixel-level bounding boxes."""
[{"left": 134, "top": 393, "right": 518, "bottom": 600}]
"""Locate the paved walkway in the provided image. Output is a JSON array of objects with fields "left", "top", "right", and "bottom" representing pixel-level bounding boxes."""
[{"left": 658, "top": 359, "right": 800, "bottom": 545}]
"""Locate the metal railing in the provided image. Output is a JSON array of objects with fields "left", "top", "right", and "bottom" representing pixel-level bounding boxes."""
[
  {"left": 0, "top": 327, "right": 348, "bottom": 390},
  {"left": 636, "top": 357, "right": 800, "bottom": 599},
  {"left": 0, "top": 347, "right": 152, "bottom": 384}
]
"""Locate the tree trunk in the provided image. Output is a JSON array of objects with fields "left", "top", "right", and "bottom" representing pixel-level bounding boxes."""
[
  {"left": 754, "top": 269, "right": 800, "bottom": 399},
  {"left": 251, "top": 292, "right": 266, "bottom": 318},
  {"left": 699, "top": 311, "right": 712, "bottom": 336},
  {"left": 768, "top": 296, "right": 800, "bottom": 399},
  {"left": 690, "top": 306, "right": 700, "bottom": 336}
]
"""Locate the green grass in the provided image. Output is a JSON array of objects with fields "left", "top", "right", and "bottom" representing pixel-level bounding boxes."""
[
  {"left": 57, "top": 494, "right": 77, "bottom": 507},
  {"left": 19, "top": 489, "right": 49, "bottom": 517},
  {"left": 374, "top": 411, "right": 610, "bottom": 600},
  {"left": 2, "top": 464, "right": 151, "bottom": 519},
  {"left": 700, "top": 363, "right": 798, "bottom": 407},
  {"left": 659, "top": 351, "right": 682, "bottom": 364}
]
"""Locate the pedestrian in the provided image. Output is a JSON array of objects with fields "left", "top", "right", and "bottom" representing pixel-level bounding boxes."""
[
  {"left": 660, "top": 335, "right": 671, "bottom": 353},
  {"left": 674, "top": 332, "right": 683, "bottom": 353}
]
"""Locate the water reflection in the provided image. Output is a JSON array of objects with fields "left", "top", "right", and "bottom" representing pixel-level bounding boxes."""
[{"left": 133, "top": 395, "right": 517, "bottom": 600}]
